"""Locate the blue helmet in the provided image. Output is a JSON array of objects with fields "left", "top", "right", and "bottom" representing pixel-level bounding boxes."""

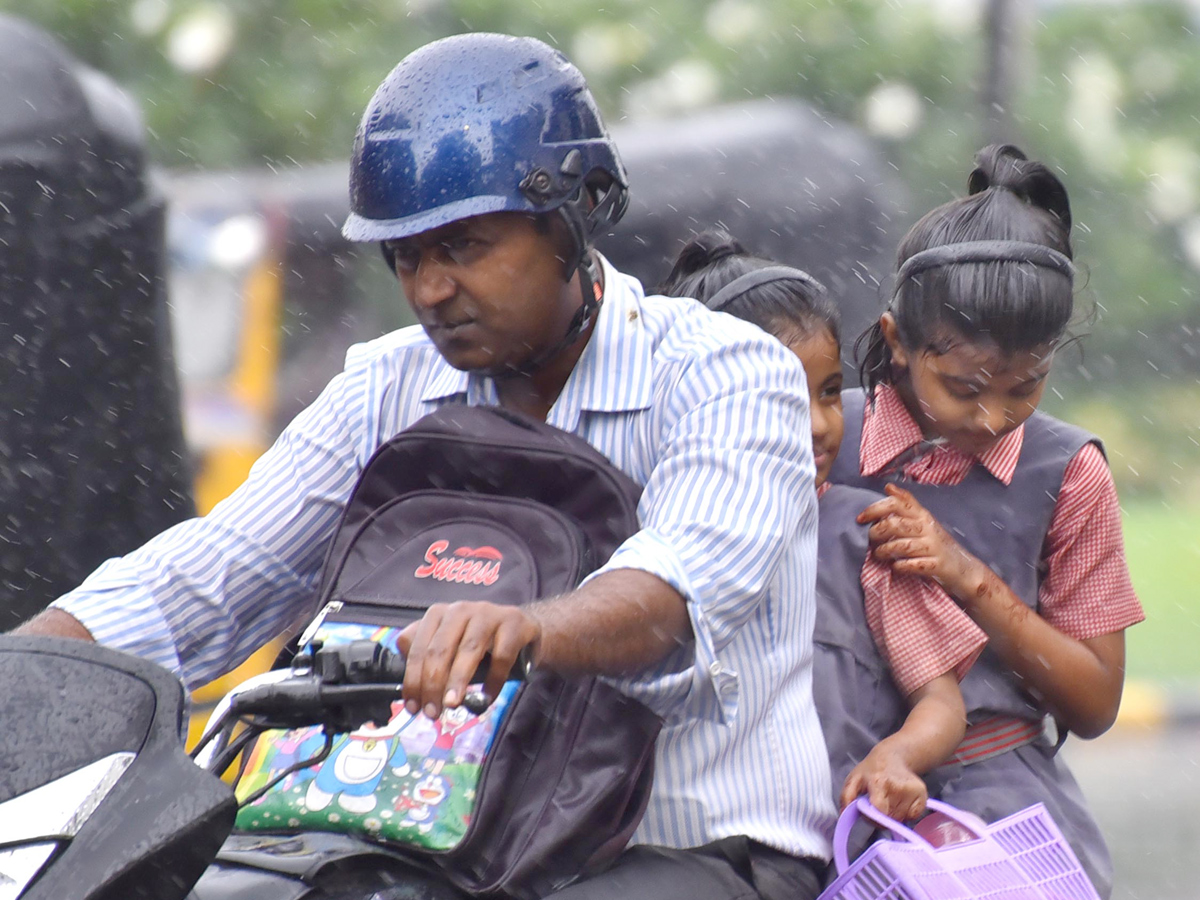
[{"left": 343, "top": 32, "right": 629, "bottom": 263}]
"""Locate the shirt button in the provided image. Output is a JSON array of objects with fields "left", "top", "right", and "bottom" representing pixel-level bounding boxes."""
[{"left": 709, "top": 661, "right": 724, "bottom": 677}]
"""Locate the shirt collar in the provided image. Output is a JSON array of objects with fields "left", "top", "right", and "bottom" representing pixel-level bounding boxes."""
[
  {"left": 418, "top": 253, "right": 655, "bottom": 423},
  {"left": 421, "top": 358, "right": 470, "bottom": 404},
  {"left": 860, "top": 383, "right": 1024, "bottom": 485},
  {"left": 555, "top": 253, "right": 654, "bottom": 417}
]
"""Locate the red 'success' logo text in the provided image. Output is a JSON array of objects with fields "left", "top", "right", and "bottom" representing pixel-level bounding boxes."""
[{"left": 413, "top": 540, "right": 502, "bottom": 586}]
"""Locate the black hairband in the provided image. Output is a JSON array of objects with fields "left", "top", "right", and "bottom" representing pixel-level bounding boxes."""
[
  {"left": 896, "top": 240, "right": 1074, "bottom": 289},
  {"left": 704, "top": 265, "right": 826, "bottom": 313}
]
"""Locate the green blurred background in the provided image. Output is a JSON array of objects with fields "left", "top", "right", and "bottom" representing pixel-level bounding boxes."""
[{"left": 8, "top": 0, "right": 1198, "bottom": 683}]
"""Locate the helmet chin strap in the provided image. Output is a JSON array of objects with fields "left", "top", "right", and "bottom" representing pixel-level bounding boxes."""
[
  {"left": 496, "top": 249, "right": 601, "bottom": 380},
  {"left": 492, "top": 187, "right": 604, "bottom": 384},
  {"left": 495, "top": 174, "right": 626, "bottom": 380}
]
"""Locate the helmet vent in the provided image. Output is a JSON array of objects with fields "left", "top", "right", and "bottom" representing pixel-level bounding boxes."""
[
  {"left": 514, "top": 59, "right": 547, "bottom": 89},
  {"left": 475, "top": 80, "right": 498, "bottom": 104},
  {"left": 559, "top": 150, "right": 583, "bottom": 178},
  {"left": 520, "top": 167, "right": 555, "bottom": 204}
]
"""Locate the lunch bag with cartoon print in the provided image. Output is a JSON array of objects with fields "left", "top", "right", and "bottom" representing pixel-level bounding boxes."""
[{"left": 233, "top": 405, "right": 662, "bottom": 900}]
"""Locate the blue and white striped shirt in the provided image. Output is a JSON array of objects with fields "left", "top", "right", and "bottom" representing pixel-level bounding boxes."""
[{"left": 55, "top": 255, "right": 836, "bottom": 860}]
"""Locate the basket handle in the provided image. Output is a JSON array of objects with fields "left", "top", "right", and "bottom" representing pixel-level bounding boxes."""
[
  {"left": 832, "top": 797, "right": 987, "bottom": 873},
  {"left": 922, "top": 798, "right": 990, "bottom": 834}
]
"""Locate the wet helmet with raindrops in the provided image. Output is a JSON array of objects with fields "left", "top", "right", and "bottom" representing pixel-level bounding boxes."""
[{"left": 342, "top": 32, "right": 629, "bottom": 274}]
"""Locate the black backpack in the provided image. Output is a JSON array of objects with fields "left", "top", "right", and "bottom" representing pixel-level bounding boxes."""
[{"left": 287, "top": 405, "right": 661, "bottom": 899}]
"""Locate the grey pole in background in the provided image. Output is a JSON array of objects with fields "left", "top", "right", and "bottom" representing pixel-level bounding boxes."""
[{"left": 0, "top": 14, "right": 195, "bottom": 627}]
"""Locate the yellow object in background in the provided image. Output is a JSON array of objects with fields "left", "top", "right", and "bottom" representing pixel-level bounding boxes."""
[{"left": 177, "top": 214, "right": 287, "bottom": 755}]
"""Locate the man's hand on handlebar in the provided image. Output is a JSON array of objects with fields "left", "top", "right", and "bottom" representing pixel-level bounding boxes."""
[{"left": 398, "top": 601, "right": 540, "bottom": 720}]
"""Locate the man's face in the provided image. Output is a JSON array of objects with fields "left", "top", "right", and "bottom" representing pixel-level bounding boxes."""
[{"left": 384, "top": 212, "right": 578, "bottom": 375}]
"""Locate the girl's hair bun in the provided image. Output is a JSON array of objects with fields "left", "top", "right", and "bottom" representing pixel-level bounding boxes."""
[
  {"left": 669, "top": 230, "right": 747, "bottom": 280},
  {"left": 968, "top": 143, "right": 1072, "bottom": 231},
  {"left": 658, "top": 228, "right": 840, "bottom": 346}
]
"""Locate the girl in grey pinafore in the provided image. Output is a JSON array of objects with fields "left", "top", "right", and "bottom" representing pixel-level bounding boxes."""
[
  {"left": 830, "top": 388, "right": 1115, "bottom": 894},
  {"left": 844, "top": 143, "right": 1146, "bottom": 899}
]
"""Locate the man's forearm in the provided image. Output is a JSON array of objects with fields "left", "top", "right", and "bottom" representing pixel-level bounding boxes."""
[
  {"left": 12, "top": 607, "right": 96, "bottom": 641},
  {"left": 529, "top": 568, "right": 692, "bottom": 675}
]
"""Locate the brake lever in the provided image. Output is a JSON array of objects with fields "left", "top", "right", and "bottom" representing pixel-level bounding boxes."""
[{"left": 462, "top": 646, "right": 534, "bottom": 713}]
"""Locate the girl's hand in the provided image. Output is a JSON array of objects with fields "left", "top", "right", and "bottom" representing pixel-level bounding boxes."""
[
  {"left": 857, "top": 484, "right": 983, "bottom": 599},
  {"left": 841, "top": 743, "right": 928, "bottom": 821},
  {"left": 860, "top": 489, "right": 1127, "bottom": 740}
]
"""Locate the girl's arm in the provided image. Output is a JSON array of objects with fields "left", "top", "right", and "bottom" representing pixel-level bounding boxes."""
[
  {"left": 859, "top": 483, "right": 1126, "bottom": 738},
  {"left": 952, "top": 564, "right": 1125, "bottom": 738},
  {"left": 841, "top": 673, "right": 966, "bottom": 819}
]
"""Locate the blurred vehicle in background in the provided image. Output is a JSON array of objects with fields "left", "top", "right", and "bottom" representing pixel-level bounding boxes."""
[
  {"left": 163, "top": 164, "right": 402, "bottom": 514},
  {"left": 161, "top": 97, "right": 904, "bottom": 742}
]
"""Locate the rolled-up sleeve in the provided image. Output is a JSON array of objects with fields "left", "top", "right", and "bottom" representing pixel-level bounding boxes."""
[
  {"left": 591, "top": 331, "right": 815, "bottom": 720},
  {"left": 56, "top": 564, "right": 186, "bottom": 674}
]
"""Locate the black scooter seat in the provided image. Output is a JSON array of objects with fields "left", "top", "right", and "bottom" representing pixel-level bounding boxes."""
[{"left": 189, "top": 831, "right": 464, "bottom": 900}]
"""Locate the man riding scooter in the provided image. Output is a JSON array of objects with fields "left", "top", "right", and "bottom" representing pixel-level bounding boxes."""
[{"left": 19, "top": 32, "right": 837, "bottom": 899}]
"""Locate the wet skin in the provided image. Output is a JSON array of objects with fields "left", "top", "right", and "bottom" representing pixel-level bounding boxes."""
[
  {"left": 386, "top": 212, "right": 580, "bottom": 376},
  {"left": 386, "top": 211, "right": 598, "bottom": 422},
  {"left": 878, "top": 312, "right": 1053, "bottom": 458},
  {"left": 780, "top": 326, "right": 843, "bottom": 489}
]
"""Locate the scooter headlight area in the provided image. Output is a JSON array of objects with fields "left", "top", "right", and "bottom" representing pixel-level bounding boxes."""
[
  {"left": 0, "top": 635, "right": 495, "bottom": 899},
  {"left": 0, "top": 752, "right": 134, "bottom": 898},
  {"left": 0, "top": 636, "right": 237, "bottom": 900},
  {"left": 0, "top": 846, "right": 56, "bottom": 900}
]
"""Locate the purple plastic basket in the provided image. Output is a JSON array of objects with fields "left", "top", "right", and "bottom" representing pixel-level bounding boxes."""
[
  {"left": 817, "top": 798, "right": 1101, "bottom": 900},
  {"left": 986, "top": 804, "right": 1102, "bottom": 900}
]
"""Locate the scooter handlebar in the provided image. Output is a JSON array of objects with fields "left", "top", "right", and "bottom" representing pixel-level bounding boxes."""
[
  {"left": 228, "top": 678, "right": 403, "bottom": 732},
  {"left": 227, "top": 639, "right": 532, "bottom": 731}
]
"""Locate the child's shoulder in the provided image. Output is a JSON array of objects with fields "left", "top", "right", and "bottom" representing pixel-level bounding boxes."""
[
  {"left": 1020, "top": 410, "right": 1102, "bottom": 464},
  {"left": 819, "top": 482, "right": 883, "bottom": 510},
  {"left": 817, "top": 484, "right": 884, "bottom": 545}
]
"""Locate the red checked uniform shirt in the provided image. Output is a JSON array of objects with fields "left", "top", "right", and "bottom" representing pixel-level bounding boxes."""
[
  {"left": 818, "top": 480, "right": 987, "bottom": 696},
  {"left": 856, "top": 385, "right": 1145, "bottom": 643}
]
